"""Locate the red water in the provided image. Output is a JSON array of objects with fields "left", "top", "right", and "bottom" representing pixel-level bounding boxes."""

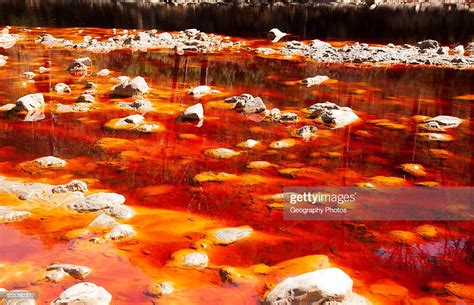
[{"left": 0, "top": 27, "right": 473, "bottom": 304}]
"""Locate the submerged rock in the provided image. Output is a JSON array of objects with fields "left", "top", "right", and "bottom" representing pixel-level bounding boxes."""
[
  {"left": 117, "top": 99, "right": 154, "bottom": 112},
  {"left": 16, "top": 93, "right": 45, "bottom": 112},
  {"left": 204, "top": 148, "right": 240, "bottom": 159},
  {"left": 104, "top": 114, "right": 162, "bottom": 133},
  {"left": 188, "top": 85, "right": 219, "bottom": 98},
  {"left": 145, "top": 281, "right": 174, "bottom": 298},
  {"left": 208, "top": 226, "right": 253, "bottom": 245},
  {"left": 236, "top": 139, "right": 260, "bottom": 149},
  {"left": 247, "top": 161, "right": 276, "bottom": 169},
  {"left": 171, "top": 250, "right": 209, "bottom": 269},
  {"left": 301, "top": 75, "right": 329, "bottom": 87},
  {"left": 193, "top": 171, "right": 238, "bottom": 183},
  {"left": 399, "top": 163, "right": 427, "bottom": 178},
  {"left": 104, "top": 224, "right": 136, "bottom": 241},
  {"left": 112, "top": 76, "right": 150, "bottom": 97},
  {"left": 264, "top": 268, "right": 356, "bottom": 305},
  {"left": 269, "top": 138, "right": 296, "bottom": 149},
  {"left": 51, "top": 282, "right": 112, "bottom": 305},
  {"left": 47, "top": 263, "right": 91, "bottom": 280}
]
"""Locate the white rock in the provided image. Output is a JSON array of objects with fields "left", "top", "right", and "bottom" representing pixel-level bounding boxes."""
[
  {"left": 453, "top": 45, "right": 465, "bottom": 55},
  {"left": 69, "top": 192, "right": 125, "bottom": 212},
  {"left": 16, "top": 93, "right": 45, "bottom": 112},
  {"left": 50, "top": 282, "right": 112, "bottom": 305},
  {"left": 182, "top": 103, "right": 204, "bottom": 121},
  {"left": 112, "top": 76, "right": 150, "bottom": 97},
  {"left": 52, "top": 180, "right": 87, "bottom": 193},
  {"left": 264, "top": 268, "right": 353, "bottom": 305},
  {"left": 211, "top": 226, "right": 253, "bottom": 245},
  {"left": 0, "top": 33, "right": 17, "bottom": 49},
  {"left": 301, "top": 75, "right": 329, "bottom": 87},
  {"left": 427, "top": 115, "right": 462, "bottom": 129},
  {"left": 189, "top": 85, "right": 212, "bottom": 97},
  {"left": 33, "top": 156, "right": 67, "bottom": 168},
  {"left": 0, "top": 206, "right": 31, "bottom": 223},
  {"left": 88, "top": 214, "right": 119, "bottom": 228},
  {"left": 53, "top": 83, "right": 72, "bottom": 94},
  {"left": 236, "top": 139, "right": 259, "bottom": 148},
  {"left": 183, "top": 252, "right": 208, "bottom": 268},
  {"left": 104, "top": 224, "right": 136, "bottom": 240},
  {"left": 105, "top": 205, "right": 135, "bottom": 220},
  {"left": 47, "top": 263, "right": 91, "bottom": 280},
  {"left": 23, "top": 72, "right": 36, "bottom": 80},
  {"left": 96, "top": 69, "right": 110, "bottom": 76}
]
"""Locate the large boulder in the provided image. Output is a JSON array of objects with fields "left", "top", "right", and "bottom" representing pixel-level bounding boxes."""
[
  {"left": 112, "top": 76, "right": 150, "bottom": 97},
  {"left": 50, "top": 282, "right": 112, "bottom": 305},
  {"left": 16, "top": 93, "right": 45, "bottom": 112},
  {"left": 264, "top": 268, "right": 355, "bottom": 305}
]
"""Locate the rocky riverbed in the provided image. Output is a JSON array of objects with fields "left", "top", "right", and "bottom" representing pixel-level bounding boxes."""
[{"left": 0, "top": 25, "right": 473, "bottom": 305}]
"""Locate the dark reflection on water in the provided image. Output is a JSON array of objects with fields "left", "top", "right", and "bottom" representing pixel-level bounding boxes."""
[{"left": 1, "top": 0, "right": 474, "bottom": 43}]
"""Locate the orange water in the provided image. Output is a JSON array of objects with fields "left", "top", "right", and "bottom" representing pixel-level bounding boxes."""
[{"left": 0, "top": 27, "right": 473, "bottom": 304}]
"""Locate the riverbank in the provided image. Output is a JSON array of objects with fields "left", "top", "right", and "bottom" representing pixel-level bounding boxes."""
[{"left": 1, "top": 0, "right": 473, "bottom": 43}]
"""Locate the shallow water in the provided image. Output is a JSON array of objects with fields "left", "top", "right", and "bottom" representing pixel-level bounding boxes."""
[{"left": 0, "top": 27, "right": 473, "bottom": 304}]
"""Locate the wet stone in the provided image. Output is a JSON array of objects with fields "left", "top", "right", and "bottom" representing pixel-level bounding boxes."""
[
  {"left": 301, "top": 75, "right": 329, "bottom": 87},
  {"left": 209, "top": 226, "right": 253, "bottom": 245},
  {"left": 426, "top": 115, "right": 462, "bottom": 129},
  {"left": 105, "top": 204, "right": 135, "bottom": 220},
  {"left": 16, "top": 93, "right": 44, "bottom": 112},
  {"left": 104, "top": 224, "right": 136, "bottom": 241},
  {"left": 264, "top": 268, "right": 354, "bottom": 305},
  {"left": 68, "top": 192, "right": 125, "bottom": 212},
  {"left": 52, "top": 180, "right": 88, "bottom": 193},
  {"left": 88, "top": 214, "right": 119, "bottom": 228},
  {"left": 76, "top": 94, "right": 95, "bottom": 103},
  {"left": 269, "top": 138, "right": 296, "bottom": 149},
  {"left": 182, "top": 103, "right": 204, "bottom": 121},
  {"left": 236, "top": 139, "right": 259, "bottom": 148},
  {"left": 112, "top": 76, "right": 150, "bottom": 97},
  {"left": 399, "top": 163, "right": 427, "bottom": 178},
  {"left": 145, "top": 281, "right": 174, "bottom": 298},
  {"left": 0, "top": 206, "right": 31, "bottom": 223},
  {"left": 204, "top": 148, "right": 240, "bottom": 159},
  {"left": 53, "top": 83, "right": 72, "bottom": 94},
  {"left": 193, "top": 171, "right": 239, "bottom": 183},
  {"left": 47, "top": 263, "right": 91, "bottom": 280}
]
